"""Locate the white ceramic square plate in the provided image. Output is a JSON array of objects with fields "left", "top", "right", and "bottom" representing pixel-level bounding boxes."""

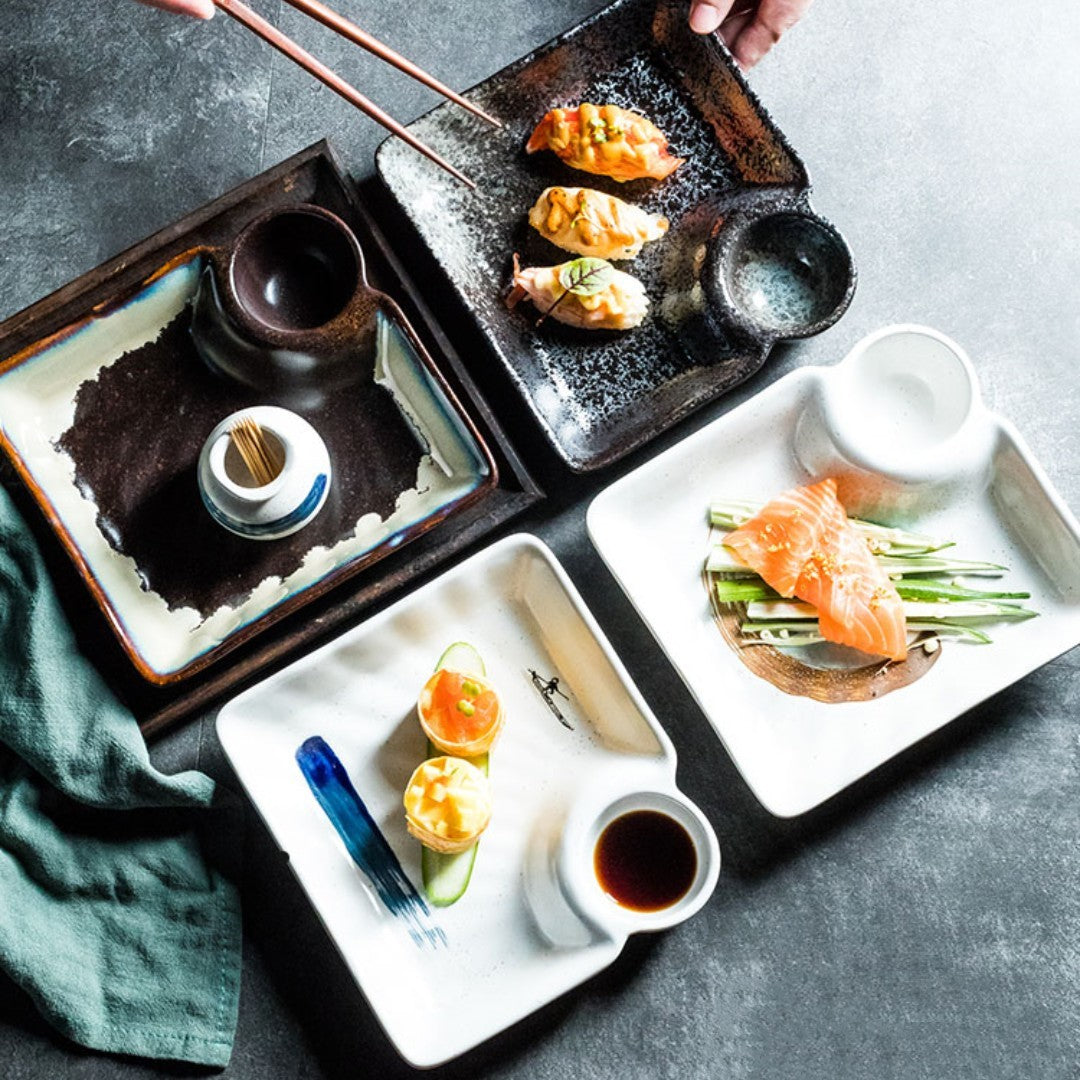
[
  {"left": 587, "top": 363, "right": 1080, "bottom": 818},
  {"left": 217, "top": 534, "right": 688, "bottom": 1067}
]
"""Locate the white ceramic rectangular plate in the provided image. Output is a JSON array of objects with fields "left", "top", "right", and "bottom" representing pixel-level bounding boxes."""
[
  {"left": 587, "top": 365, "right": 1080, "bottom": 818},
  {"left": 217, "top": 533, "right": 679, "bottom": 1067}
]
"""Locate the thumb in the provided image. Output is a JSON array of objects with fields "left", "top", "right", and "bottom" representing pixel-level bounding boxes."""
[
  {"left": 136, "top": 0, "right": 216, "bottom": 19},
  {"left": 689, "top": 0, "right": 737, "bottom": 34}
]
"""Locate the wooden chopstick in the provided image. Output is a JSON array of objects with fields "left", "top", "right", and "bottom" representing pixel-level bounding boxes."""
[
  {"left": 281, "top": 0, "right": 502, "bottom": 130},
  {"left": 722, "top": 3, "right": 759, "bottom": 22},
  {"left": 214, "top": 0, "right": 477, "bottom": 190}
]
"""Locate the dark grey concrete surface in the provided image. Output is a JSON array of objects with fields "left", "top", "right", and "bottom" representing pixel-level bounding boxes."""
[{"left": 1, "top": 1, "right": 1078, "bottom": 1078}]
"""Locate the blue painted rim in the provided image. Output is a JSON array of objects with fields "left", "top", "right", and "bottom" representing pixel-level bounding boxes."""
[{"left": 201, "top": 473, "right": 329, "bottom": 538}]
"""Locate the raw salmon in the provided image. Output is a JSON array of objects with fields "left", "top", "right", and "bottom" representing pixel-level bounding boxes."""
[
  {"left": 724, "top": 479, "right": 908, "bottom": 661},
  {"left": 418, "top": 669, "right": 503, "bottom": 757}
]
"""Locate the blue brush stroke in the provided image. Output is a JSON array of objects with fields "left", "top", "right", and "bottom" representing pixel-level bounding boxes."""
[{"left": 296, "top": 736, "right": 445, "bottom": 949}]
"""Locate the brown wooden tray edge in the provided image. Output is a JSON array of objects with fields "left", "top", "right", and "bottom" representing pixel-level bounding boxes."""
[{"left": 0, "top": 140, "right": 543, "bottom": 738}]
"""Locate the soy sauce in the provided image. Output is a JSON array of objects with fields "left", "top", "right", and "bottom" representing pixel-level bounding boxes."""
[{"left": 594, "top": 810, "right": 697, "bottom": 912}]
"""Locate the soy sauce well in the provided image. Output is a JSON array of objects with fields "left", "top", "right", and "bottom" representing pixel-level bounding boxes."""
[{"left": 594, "top": 809, "right": 697, "bottom": 912}]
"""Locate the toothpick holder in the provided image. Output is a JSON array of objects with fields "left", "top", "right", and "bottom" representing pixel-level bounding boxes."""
[{"left": 197, "top": 405, "right": 332, "bottom": 540}]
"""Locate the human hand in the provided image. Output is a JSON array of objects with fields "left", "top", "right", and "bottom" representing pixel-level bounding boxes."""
[
  {"left": 135, "top": 0, "right": 215, "bottom": 18},
  {"left": 688, "top": 0, "right": 812, "bottom": 69}
]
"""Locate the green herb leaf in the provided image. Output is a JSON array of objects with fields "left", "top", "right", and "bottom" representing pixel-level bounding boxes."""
[{"left": 557, "top": 257, "right": 615, "bottom": 298}]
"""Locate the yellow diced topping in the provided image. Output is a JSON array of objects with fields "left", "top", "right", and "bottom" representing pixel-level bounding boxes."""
[{"left": 403, "top": 756, "right": 492, "bottom": 855}]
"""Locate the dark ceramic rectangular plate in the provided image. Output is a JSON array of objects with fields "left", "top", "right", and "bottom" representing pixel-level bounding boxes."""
[
  {"left": 0, "top": 143, "right": 541, "bottom": 728},
  {"left": 376, "top": 0, "right": 817, "bottom": 472}
]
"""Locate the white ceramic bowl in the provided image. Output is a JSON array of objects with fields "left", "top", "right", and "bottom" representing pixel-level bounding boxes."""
[
  {"left": 524, "top": 765, "right": 720, "bottom": 947},
  {"left": 793, "top": 324, "right": 997, "bottom": 517}
]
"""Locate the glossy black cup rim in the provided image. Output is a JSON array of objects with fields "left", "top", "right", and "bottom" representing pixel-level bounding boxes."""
[
  {"left": 704, "top": 205, "right": 857, "bottom": 343},
  {"left": 222, "top": 203, "right": 369, "bottom": 348}
]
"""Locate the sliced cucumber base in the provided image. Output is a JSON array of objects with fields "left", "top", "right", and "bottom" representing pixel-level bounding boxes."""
[
  {"left": 434, "top": 641, "right": 485, "bottom": 678},
  {"left": 421, "top": 642, "right": 489, "bottom": 907},
  {"left": 422, "top": 845, "right": 478, "bottom": 908}
]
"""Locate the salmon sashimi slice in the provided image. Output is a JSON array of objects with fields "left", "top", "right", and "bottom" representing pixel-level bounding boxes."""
[{"left": 723, "top": 479, "right": 908, "bottom": 661}]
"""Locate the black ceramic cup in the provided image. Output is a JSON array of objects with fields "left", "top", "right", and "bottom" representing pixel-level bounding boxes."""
[
  {"left": 191, "top": 204, "right": 379, "bottom": 405},
  {"left": 702, "top": 202, "right": 856, "bottom": 345},
  {"left": 658, "top": 194, "right": 856, "bottom": 375}
]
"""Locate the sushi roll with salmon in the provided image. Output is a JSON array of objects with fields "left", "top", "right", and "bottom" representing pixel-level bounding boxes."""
[{"left": 418, "top": 666, "right": 504, "bottom": 757}]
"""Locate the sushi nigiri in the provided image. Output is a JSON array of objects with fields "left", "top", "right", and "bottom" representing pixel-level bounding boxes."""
[
  {"left": 724, "top": 479, "right": 908, "bottom": 661},
  {"left": 508, "top": 254, "right": 648, "bottom": 330},
  {"left": 526, "top": 103, "right": 684, "bottom": 183},
  {"left": 528, "top": 186, "right": 669, "bottom": 260},
  {"left": 404, "top": 756, "right": 492, "bottom": 855},
  {"left": 418, "top": 667, "right": 504, "bottom": 758}
]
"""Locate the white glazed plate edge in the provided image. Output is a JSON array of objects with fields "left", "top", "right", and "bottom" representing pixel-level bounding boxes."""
[{"left": 586, "top": 366, "right": 1080, "bottom": 817}]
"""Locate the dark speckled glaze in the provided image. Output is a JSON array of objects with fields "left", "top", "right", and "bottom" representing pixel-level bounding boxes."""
[
  {"left": 705, "top": 207, "right": 855, "bottom": 342},
  {"left": 376, "top": 0, "right": 856, "bottom": 471}
]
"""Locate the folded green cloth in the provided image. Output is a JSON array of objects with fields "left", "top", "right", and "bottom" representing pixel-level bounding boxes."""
[{"left": 0, "top": 483, "right": 241, "bottom": 1066}]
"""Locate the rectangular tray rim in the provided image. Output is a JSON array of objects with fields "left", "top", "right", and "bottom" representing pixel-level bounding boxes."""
[
  {"left": 0, "top": 141, "right": 543, "bottom": 730},
  {"left": 0, "top": 158, "right": 500, "bottom": 684}
]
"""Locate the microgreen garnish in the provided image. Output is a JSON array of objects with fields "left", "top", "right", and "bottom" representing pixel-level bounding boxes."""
[
  {"left": 537, "top": 257, "right": 615, "bottom": 326},
  {"left": 558, "top": 257, "right": 614, "bottom": 296}
]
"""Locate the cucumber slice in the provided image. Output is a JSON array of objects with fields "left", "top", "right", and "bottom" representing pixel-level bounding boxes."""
[
  {"left": 421, "top": 642, "right": 489, "bottom": 907},
  {"left": 421, "top": 741, "right": 489, "bottom": 907},
  {"left": 421, "top": 845, "right": 477, "bottom": 908},
  {"left": 434, "top": 641, "right": 485, "bottom": 677}
]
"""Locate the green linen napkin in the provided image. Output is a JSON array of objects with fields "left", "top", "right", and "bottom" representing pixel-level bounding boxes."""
[{"left": 0, "top": 483, "right": 241, "bottom": 1066}]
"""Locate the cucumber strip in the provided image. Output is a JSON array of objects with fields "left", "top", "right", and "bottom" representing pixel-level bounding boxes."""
[
  {"left": 740, "top": 628, "right": 826, "bottom": 646},
  {"left": 421, "top": 740, "right": 489, "bottom": 908},
  {"left": 420, "top": 643, "right": 490, "bottom": 907},
  {"left": 714, "top": 575, "right": 1030, "bottom": 605},
  {"left": 894, "top": 580, "right": 1031, "bottom": 602},
  {"left": 745, "top": 599, "right": 1037, "bottom": 623},
  {"left": 741, "top": 620, "right": 994, "bottom": 645},
  {"left": 740, "top": 619, "right": 826, "bottom": 635},
  {"left": 708, "top": 499, "right": 953, "bottom": 555},
  {"left": 435, "top": 641, "right": 486, "bottom": 678},
  {"left": 900, "top": 600, "right": 1037, "bottom": 620},
  {"left": 713, "top": 579, "right": 781, "bottom": 604},
  {"left": 878, "top": 554, "right": 1007, "bottom": 576},
  {"left": 902, "top": 621, "right": 993, "bottom": 644},
  {"left": 744, "top": 600, "right": 818, "bottom": 620},
  {"left": 704, "top": 551, "right": 754, "bottom": 575},
  {"left": 706, "top": 498, "right": 760, "bottom": 527},
  {"left": 705, "top": 547, "right": 1007, "bottom": 577},
  {"left": 421, "top": 846, "right": 478, "bottom": 908}
]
